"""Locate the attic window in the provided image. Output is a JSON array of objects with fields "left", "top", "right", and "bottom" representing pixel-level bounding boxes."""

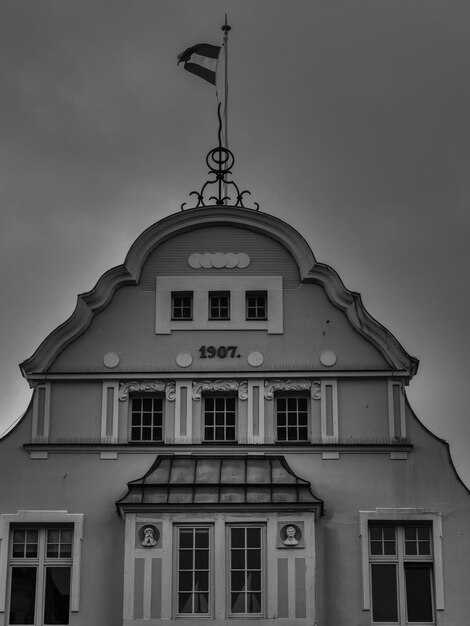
[
  {"left": 246, "top": 291, "right": 267, "bottom": 320},
  {"left": 172, "top": 292, "right": 193, "bottom": 320},
  {"left": 209, "top": 292, "right": 230, "bottom": 320}
]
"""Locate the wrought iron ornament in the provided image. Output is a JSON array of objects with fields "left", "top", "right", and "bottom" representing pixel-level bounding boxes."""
[{"left": 181, "top": 103, "right": 259, "bottom": 210}]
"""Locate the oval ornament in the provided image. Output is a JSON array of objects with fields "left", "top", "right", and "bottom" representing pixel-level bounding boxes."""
[
  {"left": 103, "top": 352, "right": 120, "bottom": 368},
  {"left": 320, "top": 350, "right": 337, "bottom": 367},
  {"left": 247, "top": 351, "right": 264, "bottom": 367},
  {"left": 176, "top": 352, "right": 193, "bottom": 368}
]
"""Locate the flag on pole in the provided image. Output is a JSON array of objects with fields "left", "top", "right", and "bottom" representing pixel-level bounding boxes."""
[{"left": 177, "top": 43, "right": 221, "bottom": 85}]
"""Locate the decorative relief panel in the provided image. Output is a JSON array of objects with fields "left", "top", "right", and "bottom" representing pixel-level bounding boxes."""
[
  {"left": 188, "top": 252, "right": 250, "bottom": 269},
  {"left": 192, "top": 379, "right": 248, "bottom": 401},
  {"left": 264, "top": 379, "right": 321, "bottom": 400},
  {"left": 118, "top": 380, "right": 176, "bottom": 401}
]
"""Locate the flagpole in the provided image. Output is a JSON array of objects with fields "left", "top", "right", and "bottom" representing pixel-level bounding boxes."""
[{"left": 222, "top": 15, "right": 231, "bottom": 203}]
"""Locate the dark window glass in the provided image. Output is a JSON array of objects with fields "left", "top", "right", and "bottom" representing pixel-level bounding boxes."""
[
  {"left": 276, "top": 397, "right": 309, "bottom": 442},
  {"left": 230, "top": 527, "right": 262, "bottom": 615},
  {"left": 44, "top": 567, "right": 71, "bottom": 625},
  {"left": 371, "top": 564, "right": 398, "bottom": 622},
  {"left": 405, "top": 564, "right": 433, "bottom": 622},
  {"left": 246, "top": 291, "right": 267, "bottom": 320},
  {"left": 9, "top": 567, "right": 37, "bottom": 625},
  {"left": 172, "top": 292, "right": 193, "bottom": 320},
  {"left": 130, "top": 397, "right": 163, "bottom": 442},
  {"left": 204, "top": 396, "right": 236, "bottom": 441},
  {"left": 208, "top": 292, "right": 230, "bottom": 320},
  {"left": 177, "top": 527, "right": 210, "bottom": 615}
]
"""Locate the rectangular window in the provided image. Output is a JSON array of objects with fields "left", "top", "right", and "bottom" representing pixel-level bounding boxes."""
[
  {"left": 276, "top": 396, "right": 309, "bottom": 442},
  {"left": 203, "top": 396, "right": 236, "bottom": 442},
  {"left": 130, "top": 397, "right": 164, "bottom": 442},
  {"left": 8, "top": 527, "right": 73, "bottom": 626},
  {"left": 176, "top": 527, "right": 211, "bottom": 616},
  {"left": 229, "top": 526, "right": 263, "bottom": 616},
  {"left": 246, "top": 291, "right": 267, "bottom": 320},
  {"left": 172, "top": 292, "right": 193, "bottom": 320},
  {"left": 208, "top": 292, "right": 230, "bottom": 320},
  {"left": 369, "top": 524, "right": 434, "bottom": 624}
]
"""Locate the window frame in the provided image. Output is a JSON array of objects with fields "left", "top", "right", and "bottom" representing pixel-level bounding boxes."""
[
  {"left": 275, "top": 394, "right": 310, "bottom": 443},
  {"left": 129, "top": 394, "right": 165, "bottom": 443},
  {"left": 171, "top": 291, "right": 193, "bottom": 321},
  {"left": 202, "top": 394, "right": 238, "bottom": 443},
  {"left": 226, "top": 523, "right": 265, "bottom": 618},
  {"left": 0, "top": 511, "right": 84, "bottom": 618},
  {"left": 8, "top": 526, "right": 74, "bottom": 625},
  {"left": 208, "top": 291, "right": 231, "bottom": 321},
  {"left": 245, "top": 291, "right": 268, "bottom": 321},
  {"left": 173, "top": 524, "right": 213, "bottom": 618},
  {"left": 359, "top": 509, "right": 444, "bottom": 622}
]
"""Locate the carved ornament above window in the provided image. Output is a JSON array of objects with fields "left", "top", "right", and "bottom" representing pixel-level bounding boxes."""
[
  {"left": 192, "top": 379, "right": 248, "bottom": 401},
  {"left": 264, "top": 379, "right": 321, "bottom": 400},
  {"left": 118, "top": 380, "right": 176, "bottom": 402}
]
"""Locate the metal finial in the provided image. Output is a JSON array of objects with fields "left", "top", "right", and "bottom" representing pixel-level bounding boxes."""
[
  {"left": 222, "top": 14, "right": 231, "bottom": 33},
  {"left": 181, "top": 104, "right": 259, "bottom": 211}
]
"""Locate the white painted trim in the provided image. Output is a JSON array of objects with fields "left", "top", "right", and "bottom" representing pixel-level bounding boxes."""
[
  {"left": 155, "top": 276, "right": 283, "bottom": 334},
  {"left": 31, "top": 382, "right": 50, "bottom": 443},
  {"left": 122, "top": 513, "right": 135, "bottom": 620},
  {"left": 100, "top": 382, "right": 119, "bottom": 442},
  {"left": 320, "top": 379, "right": 338, "bottom": 442},
  {"left": 247, "top": 380, "right": 264, "bottom": 443},
  {"left": 359, "top": 508, "right": 444, "bottom": 612},
  {"left": 174, "top": 382, "right": 192, "bottom": 443},
  {"left": 0, "top": 510, "right": 84, "bottom": 614},
  {"left": 388, "top": 380, "right": 406, "bottom": 441}
]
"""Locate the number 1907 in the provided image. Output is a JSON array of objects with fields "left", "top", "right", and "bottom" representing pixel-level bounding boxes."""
[{"left": 199, "top": 345, "right": 240, "bottom": 359}]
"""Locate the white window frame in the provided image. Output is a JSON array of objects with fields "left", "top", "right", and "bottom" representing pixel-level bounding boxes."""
[
  {"left": 359, "top": 509, "right": 444, "bottom": 618},
  {"left": 129, "top": 395, "right": 164, "bottom": 443},
  {"left": 155, "top": 276, "right": 283, "bottom": 334},
  {"left": 173, "top": 524, "right": 213, "bottom": 618},
  {"left": 226, "top": 523, "right": 265, "bottom": 618},
  {"left": 0, "top": 511, "right": 84, "bottom": 616},
  {"left": 203, "top": 395, "right": 238, "bottom": 443},
  {"left": 275, "top": 395, "right": 310, "bottom": 443}
]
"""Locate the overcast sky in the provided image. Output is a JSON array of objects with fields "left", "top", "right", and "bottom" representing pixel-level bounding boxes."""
[{"left": 1, "top": 1, "right": 469, "bottom": 486}]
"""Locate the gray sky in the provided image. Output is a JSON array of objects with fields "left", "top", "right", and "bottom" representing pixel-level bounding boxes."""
[{"left": 1, "top": 1, "right": 469, "bottom": 486}]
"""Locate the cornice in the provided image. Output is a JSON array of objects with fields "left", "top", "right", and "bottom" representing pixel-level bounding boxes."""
[{"left": 19, "top": 206, "right": 418, "bottom": 381}]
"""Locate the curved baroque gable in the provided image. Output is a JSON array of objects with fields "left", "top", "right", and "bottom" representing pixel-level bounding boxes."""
[{"left": 20, "top": 206, "right": 418, "bottom": 380}]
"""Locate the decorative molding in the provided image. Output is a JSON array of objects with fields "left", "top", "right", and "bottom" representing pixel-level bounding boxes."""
[
  {"left": 192, "top": 379, "right": 248, "bottom": 401},
  {"left": 20, "top": 208, "right": 418, "bottom": 379},
  {"left": 264, "top": 379, "right": 321, "bottom": 400},
  {"left": 118, "top": 380, "right": 176, "bottom": 402},
  {"left": 188, "top": 252, "right": 250, "bottom": 269}
]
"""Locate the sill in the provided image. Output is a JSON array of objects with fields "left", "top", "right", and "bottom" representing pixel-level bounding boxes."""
[{"left": 24, "top": 441, "right": 413, "bottom": 460}]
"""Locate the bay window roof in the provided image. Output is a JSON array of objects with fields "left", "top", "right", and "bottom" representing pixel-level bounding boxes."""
[{"left": 116, "top": 454, "right": 323, "bottom": 516}]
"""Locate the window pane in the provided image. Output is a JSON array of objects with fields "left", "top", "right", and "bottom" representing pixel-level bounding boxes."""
[
  {"left": 44, "top": 567, "right": 71, "bottom": 625},
  {"left": 178, "top": 592, "right": 192, "bottom": 613},
  {"left": 231, "top": 571, "right": 245, "bottom": 591},
  {"left": 231, "top": 550, "right": 245, "bottom": 569},
  {"left": 179, "top": 571, "right": 192, "bottom": 591},
  {"left": 194, "top": 549, "right": 208, "bottom": 570},
  {"left": 195, "top": 529, "right": 209, "bottom": 548},
  {"left": 179, "top": 551, "right": 193, "bottom": 570},
  {"left": 247, "top": 592, "right": 262, "bottom": 613},
  {"left": 247, "top": 550, "right": 261, "bottom": 570},
  {"left": 194, "top": 592, "right": 208, "bottom": 613},
  {"left": 405, "top": 564, "right": 433, "bottom": 622},
  {"left": 9, "top": 567, "right": 36, "bottom": 625},
  {"left": 371, "top": 564, "right": 398, "bottom": 622},
  {"left": 231, "top": 592, "right": 245, "bottom": 613},
  {"left": 231, "top": 528, "right": 245, "bottom": 548}
]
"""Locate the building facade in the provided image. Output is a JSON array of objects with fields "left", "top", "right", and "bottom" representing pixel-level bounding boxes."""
[{"left": 0, "top": 205, "right": 469, "bottom": 625}]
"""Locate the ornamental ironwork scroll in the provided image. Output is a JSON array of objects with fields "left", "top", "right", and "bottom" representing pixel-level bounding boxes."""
[
  {"left": 181, "top": 103, "right": 259, "bottom": 211},
  {"left": 264, "top": 379, "right": 321, "bottom": 400},
  {"left": 118, "top": 381, "right": 176, "bottom": 401},
  {"left": 192, "top": 379, "right": 248, "bottom": 401}
]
